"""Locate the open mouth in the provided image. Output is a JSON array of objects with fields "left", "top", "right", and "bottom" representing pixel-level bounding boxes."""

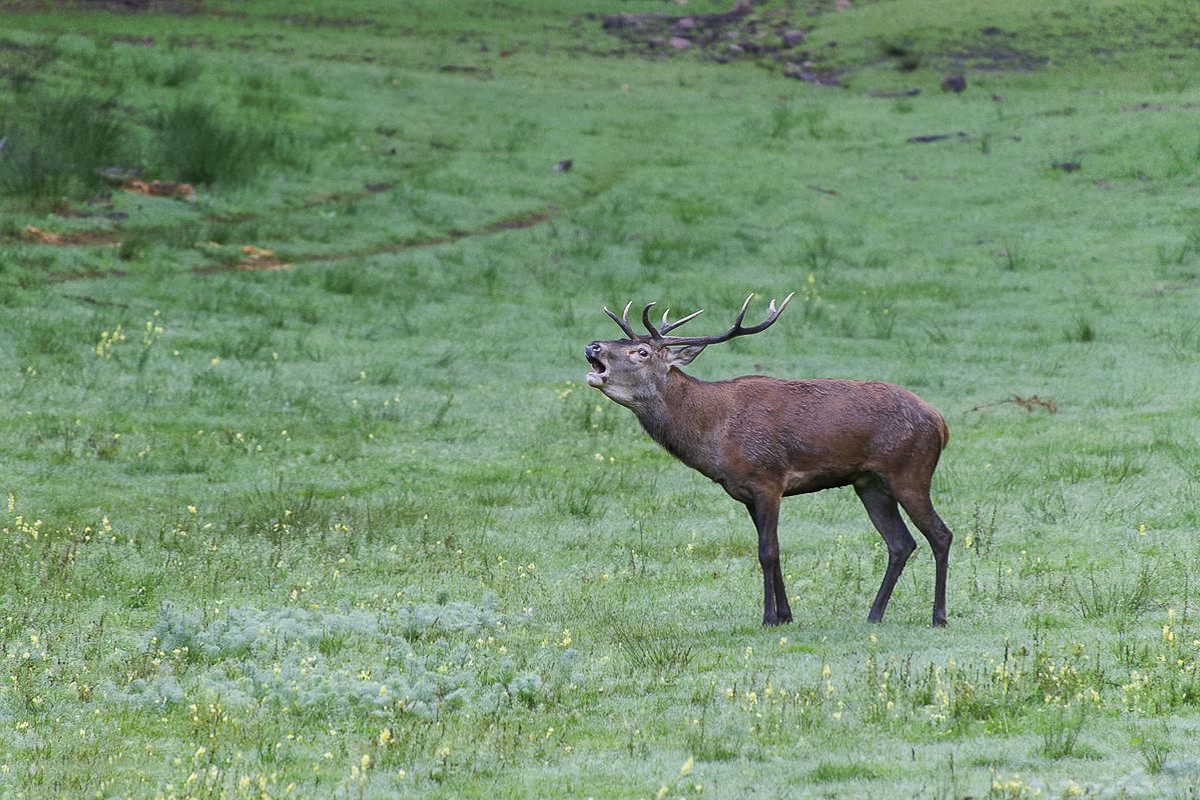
[{"left": 585, "top": 348, "right": 608, "bottom": 386}]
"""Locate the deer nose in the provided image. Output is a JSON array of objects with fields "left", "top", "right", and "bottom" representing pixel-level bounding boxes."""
[{"left": 586, "top": 342, "right": 602, "bottom": 357}]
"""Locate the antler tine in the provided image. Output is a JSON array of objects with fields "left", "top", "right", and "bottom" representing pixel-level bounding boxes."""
[
  {"left": 640, "top": 302, "right": 662, "bottom": 339},
  {"left": 658, "top": 306, "right": 705, "bottom": 335},
  {"left": 731, "top": 293, "right": 754, "bottom": 327},
  {"left": 659, "top": 292, "right": 795, "bottom": 347},
  {"left": 603, "top": 300, "right": 642, "bottom": 340},
  {"left": 726, "top": 292, "right": 795, "bottom": 335}
]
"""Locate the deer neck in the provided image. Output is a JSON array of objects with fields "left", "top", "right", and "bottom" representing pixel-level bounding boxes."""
[{"left": 633, "top": 369, "right": 729, "bottom": 472}]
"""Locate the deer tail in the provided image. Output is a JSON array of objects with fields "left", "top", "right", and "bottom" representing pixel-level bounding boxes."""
[{"left": 938, "top": 414, "right": 951, "bottom": 450}]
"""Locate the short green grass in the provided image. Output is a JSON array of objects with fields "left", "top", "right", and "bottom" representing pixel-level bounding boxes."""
[{"left": 2, "top": 1, "right": 1200, "bottom": 797}]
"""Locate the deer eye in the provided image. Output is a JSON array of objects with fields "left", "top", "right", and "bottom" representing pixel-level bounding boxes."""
[{"left": 637, "top": 347, "right": 650, "bottom": 358}]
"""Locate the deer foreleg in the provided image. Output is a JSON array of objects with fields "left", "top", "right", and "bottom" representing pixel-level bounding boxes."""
[{"left": 747, "top": 495, "right": 791, "bottom": 626}]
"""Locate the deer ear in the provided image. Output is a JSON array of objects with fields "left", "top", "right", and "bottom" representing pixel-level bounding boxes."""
[{"left": 667, "top": 344, "right": 707, "bottom": 366}]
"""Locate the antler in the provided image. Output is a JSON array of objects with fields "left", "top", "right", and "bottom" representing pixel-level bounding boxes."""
[
  {"left": 603, "top": 301, "right": 642, "bottom": 339},
  {"left": 657, "top": 292, "right": 794, "bottom": 347},
  {"left": 604, "top": 293, "right": 793, "bottom": 345},
  {"left": 643, "top": 304, "right": 705, "bottom": 338},
  {"left": 603, "top": 301, "right": 705, "bottom": 340}
]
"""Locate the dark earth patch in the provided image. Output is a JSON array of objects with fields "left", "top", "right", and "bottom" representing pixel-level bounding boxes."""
[
  {"left": 597, "top": 1, "right": 1200, "bottom": 85},
  {"left": 594, "top": 0, "right": 1052, "bottom": 86},
  {"left": 598, "top": 0, "right": 849, "bottom": 85}
]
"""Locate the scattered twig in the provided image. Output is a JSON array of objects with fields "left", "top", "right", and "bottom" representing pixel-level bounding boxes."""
[
  {"left": 1121, "top": 102, "right": 1200, "bottom": 113},
  {"left": 64, "top": 295, "right": 130, "bottom": 308},
  {"left": 784, "top": 64, "right": 844, "bottom": 86},
  {"left": 119, "top": 179, "right": 195, "bottom": 199},
  {"left": 1140, "top": 278, "right": 1200, "bottom": 296},
  {"left": 437, "top": 65, "right": 493, "bottom": 79},
  {"left": 866, "top": 88, "right": 921, "bottom": 98},
  {"left": 963, "top": 395, "right": 1058, "bottom": 415},
  {"left": 907, "top": 132, "right": 969, "bottom": 144}
]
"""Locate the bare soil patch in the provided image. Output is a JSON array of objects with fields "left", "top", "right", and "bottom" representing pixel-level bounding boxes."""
[{"left": 0, "top": 0, "right": 204, "bottom": 13}]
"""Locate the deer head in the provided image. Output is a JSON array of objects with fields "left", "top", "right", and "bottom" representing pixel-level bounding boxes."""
[{"left": 584, "top": 293, "right": 793, "bottom": 409}]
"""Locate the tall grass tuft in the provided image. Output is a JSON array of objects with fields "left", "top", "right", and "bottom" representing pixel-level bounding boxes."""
[
  {"left": 152, "top": 99, "right": 296, "bottom": 186},
  {"left": 0, "top": 91, "right": 126, "bottom": 207}
]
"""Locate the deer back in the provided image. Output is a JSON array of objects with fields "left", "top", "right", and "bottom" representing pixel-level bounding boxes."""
[{"left": 649, "top": 373, "right": 948, "bottom": 502}]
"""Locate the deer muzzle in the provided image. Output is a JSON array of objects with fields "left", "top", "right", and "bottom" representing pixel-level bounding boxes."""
[{"left": 585, "top": 342, "right": 608, "bottom": 388}]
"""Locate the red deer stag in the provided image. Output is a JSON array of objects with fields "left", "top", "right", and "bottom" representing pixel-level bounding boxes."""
[{"left": 584, "top": 293, "right": 954, "bottom": 627}]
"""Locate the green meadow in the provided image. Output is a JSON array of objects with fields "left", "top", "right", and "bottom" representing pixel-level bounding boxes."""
[{"left": 1, "top": 0, "right": 1199, "bottom": 796}]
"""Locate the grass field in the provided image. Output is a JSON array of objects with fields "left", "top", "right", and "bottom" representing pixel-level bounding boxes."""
[{"left": 2, "top": 0, "right": 1200, "bottom": 797}]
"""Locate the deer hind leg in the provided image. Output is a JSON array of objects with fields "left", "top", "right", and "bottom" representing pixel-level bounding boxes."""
[
  {"left": 854, "top": 480, "right": 917, "bottom": 623},
  {"left": 746, "top": 494, "right": 792, "bottom": 626},
  {"left": 893, "top": 486, "right": 953, "bottom": 627}
]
